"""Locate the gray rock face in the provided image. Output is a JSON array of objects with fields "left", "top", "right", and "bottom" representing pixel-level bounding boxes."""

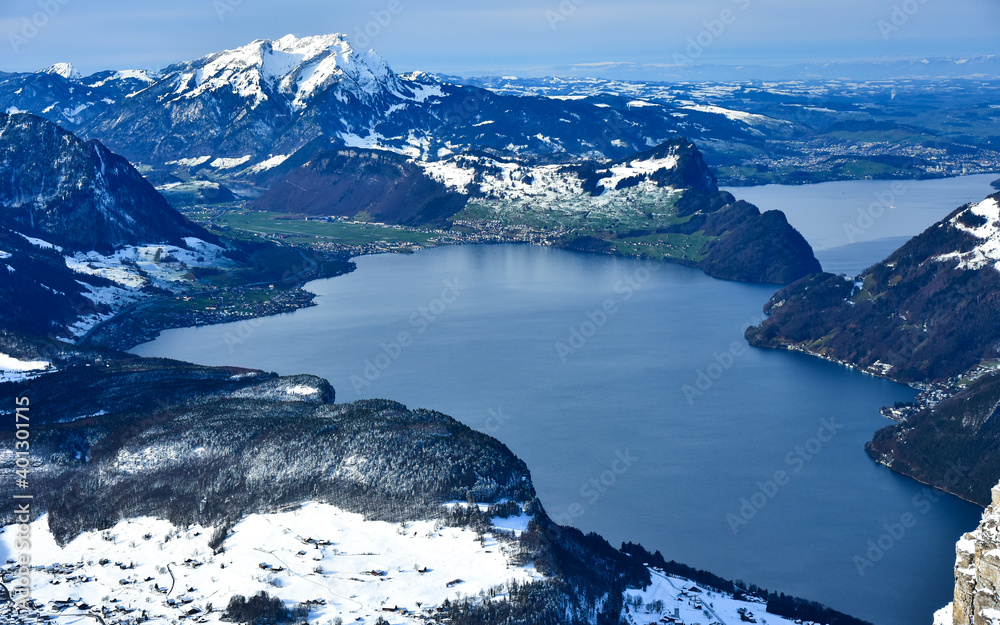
[{"left": 949, "top": 483, "right": 1000, "bottom": 625}]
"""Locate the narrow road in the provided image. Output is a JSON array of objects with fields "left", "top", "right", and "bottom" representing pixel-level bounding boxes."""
[{"left": 661, "top": 573, "right": 729, "bottom": 625}]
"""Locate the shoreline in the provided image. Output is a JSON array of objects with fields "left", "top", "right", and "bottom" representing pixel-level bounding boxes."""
[{"left": 747, "top": 337, "right": 992, "bottom": 509}]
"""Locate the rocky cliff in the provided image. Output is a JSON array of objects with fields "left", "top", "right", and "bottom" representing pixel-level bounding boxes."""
[{"left": 937, "top": 482, "right": 1000, "bottom": 625}]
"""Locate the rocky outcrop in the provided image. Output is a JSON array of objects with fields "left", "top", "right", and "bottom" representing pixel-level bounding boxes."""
[
  {"left": 939, "top": 482, "right": 1000, "bottom": 625},
  {"left": 0, "top": 112, "right": 212, "bottom": 253}
]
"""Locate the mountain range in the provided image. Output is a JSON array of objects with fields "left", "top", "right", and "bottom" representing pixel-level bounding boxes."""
[{"left": 2, "top": 35, "right": 996, "bottom": 191}]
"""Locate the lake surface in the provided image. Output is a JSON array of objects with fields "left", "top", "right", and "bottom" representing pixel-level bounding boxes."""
[
  {"left": 725, "top": 173, "right": 998, "bottom": 276},
  {"left": 134, "top": 176, "right": 997, "bottom": 625}
]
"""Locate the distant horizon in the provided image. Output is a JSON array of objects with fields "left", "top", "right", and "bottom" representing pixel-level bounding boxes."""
[
  {"left": 18, "top": 38, "right": 1000, "bottom": 84},
  {"left": 2, "top": 0, "right": 998, "bottom": 81}
]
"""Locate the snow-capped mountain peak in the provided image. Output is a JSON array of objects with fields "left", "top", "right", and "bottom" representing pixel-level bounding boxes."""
[
  {"left": 40, "top": 62, "right": 80, "bottom": 80},
  {"left": 172, "top": 33, "right": 404, "bottom": 109}
]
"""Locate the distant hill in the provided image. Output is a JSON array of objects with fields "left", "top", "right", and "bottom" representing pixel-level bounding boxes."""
[
  {"left": 0, "top": 113, "right": 218, "bottom": 339},
  {"left": 746, "top": 192, "right": 1000, "bottom": 382},
  {"left": 0, "top": 112, "right": 211, "bottom": 253}
]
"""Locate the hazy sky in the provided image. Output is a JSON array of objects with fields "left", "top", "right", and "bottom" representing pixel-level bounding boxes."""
[{"left": 2, "top": 0, "right": 998, "bottom": 77}]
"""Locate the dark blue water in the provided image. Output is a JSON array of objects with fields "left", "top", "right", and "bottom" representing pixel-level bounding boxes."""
[
  {"left": 725, "top": 173, "right": 998, "bottom": 277},
  {"left": 134, "top": 243, "right": 983, "bottom": 625}
]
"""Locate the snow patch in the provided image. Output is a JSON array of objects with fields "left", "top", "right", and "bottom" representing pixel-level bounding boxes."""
[
  {"left": 0, "top": 503, "right": 545, "bottom": 624},
  {"left": 681, "top": 103, "right": 788, "bottom": 128},
  {"left": 626, "top": 569, "right": 806, "bottom": 625},
  {"left": 210, "top": 155, "right": 253, "bottom": 169},
  {"left": 935, "top": 198, "right": 1000, "bottom": 271},
  {"left": 166, "top": 155, "right": 213, "bottom": 167},
  {"left": 245, "top": 153, "right": 291, "bottom": 173},
  {"left": 598, "top": 154, "right": 679, "bottom": 190},
  {"left": 0, "top": 352, "right": 52, "bottom": 383},
  {"left": 17, "top": 233, "right": 62, "bottom": 252}
]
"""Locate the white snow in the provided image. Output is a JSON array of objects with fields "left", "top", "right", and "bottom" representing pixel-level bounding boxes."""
[
  {"left": 341, "top": 130, "right": 389, "bottom": 151},
  {"left": 958, "top": 535, "right": 977, "bottom": 555},
  {"left": 935, "top": 197, "right": 1000, "bottom": 271},
  {"left": 166, "top": 155, "right": 212, "bottom": 167},
  {"left": 173, "top": 34, "right": 404, "bottom": 110},
  {"left": 406, "top": 82, "right": 444, "bottom": 103},
  {"left": 0, "top": 503, "right": 545, "bottom": 624},
  {"left": 419, "top": 159, "right": 477, "bottom": 190},
  {"left": 934, "top": 603, "right": 954, "bottom": 625},
  {"left": 286, "top": 385, "right": 319, "bottom": 396},
  {"left": 598, "top": 154, "right": 679, "bottom": 191},
  {"left": 0, "top": 250, "right": 10, "bottom": 260},
  {"left": 625, "top": 569, "right": 806, "bottom": 625},
  {"left": 65, "top": 241, "right": 231, "bottom": 294},
  {"left": 62, "top": 281, "right": 148, "bottom": 339},
  {"left": 61, "top": 103, "right": 90, "bottom": 121},
  {"left": 681, "top": 103, "right": 788, "bottom": 128},
  {"left": 244, "top": 153, "right": 291, "bottom": 173},
  {"left": 41, "top": 62, "right": 80, "bottom": 80},
  {"left": 17, "top": 233, "right": 62, "bottom": 252},
  {"left": 491, "top": 514, "right": 531, "bottom": 536},
  {"left": 0, "top": 352, "right": 52, "bottom": 383},
  {"left": 210, "top": 155, "right": 253, "bottom": 169},
  {"left": 627, "top": 99, "right": 659, "bottom": 108}
]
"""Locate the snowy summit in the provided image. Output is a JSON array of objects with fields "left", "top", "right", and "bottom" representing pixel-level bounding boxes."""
[
  {"left": 40, "top": 62, "right": 81, "bottom": 80},
  {"left": 170, "top": 33, "right": 406, "bottom": 109}
]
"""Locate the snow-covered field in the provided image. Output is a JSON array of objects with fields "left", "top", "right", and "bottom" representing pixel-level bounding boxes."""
[
  {"left": 625, "top": 569, "right": 819, "bottom": 625},
  {"left": 0, "top": 502, "right": 831, "bottom": 625},
  {"left": 0, "top": 353, "right": 52, "bottom": 383},
  {"left": 0, "top": 503, "right": 544, "bottom": 625}
]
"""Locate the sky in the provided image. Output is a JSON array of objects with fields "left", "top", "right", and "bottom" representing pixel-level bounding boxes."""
[{"left": 1, "top": 0, "right": 998, "bottom": 79}]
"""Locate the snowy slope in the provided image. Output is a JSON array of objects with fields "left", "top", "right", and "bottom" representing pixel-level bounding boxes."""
[
  {"left": 0, "top": 506, "right": 835, "bottom": 625},
  {"left": 0, "top": 353, "right": 52, "bottom": 383},
  {"left": 625, "top": 569, "right": 819, "bottom": 625},
  {"left": 935, "top": 196, "right": 1000, "bottom": 271},
  {"left": 0, "top": 503, "right": 544, "bottom": 625},
  {"left": 168, "top": 34, "right": 411, "bottom": 110}
]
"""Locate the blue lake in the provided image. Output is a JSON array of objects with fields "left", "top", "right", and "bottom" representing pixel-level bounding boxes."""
[{"left": 135, "top": 175, "right": 999, "bottom": 625}]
